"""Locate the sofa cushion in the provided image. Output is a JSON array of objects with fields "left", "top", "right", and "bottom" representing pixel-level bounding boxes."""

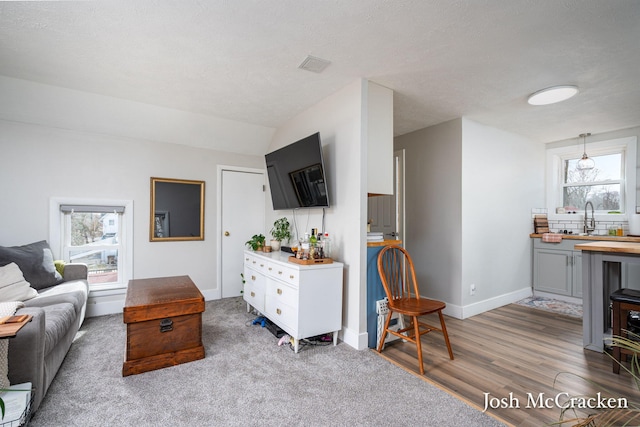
[
  {"left": 25, "top": 280, "right": 89, "bottom": 319},
  {"left": 41, "top": 302, "right": 76, "bottom": 356},
  {"left": 0, "top": 262, "right": 38, "bottom": 302},
  {"left": 0, "top": 241, "right": 63, "bottom": 290}
]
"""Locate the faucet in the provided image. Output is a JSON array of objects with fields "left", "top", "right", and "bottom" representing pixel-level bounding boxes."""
[{"left": 584, "top": 201, "right": 595, "bottom": 234}]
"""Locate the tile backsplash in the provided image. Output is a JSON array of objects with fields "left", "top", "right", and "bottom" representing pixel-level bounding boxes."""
[{"left": 531, "top": 208, "right": 628, "bottom": 235}]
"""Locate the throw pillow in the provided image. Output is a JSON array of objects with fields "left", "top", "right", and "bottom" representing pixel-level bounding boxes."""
[
  {"left": 0, "top": 263, "right": 38, "bottom": 302},
  {"left": 0, "top": 240, "right": 63, "bottom": 290},
  {"left": 54, "top": 259, "right": 66, "bottom": 277}
]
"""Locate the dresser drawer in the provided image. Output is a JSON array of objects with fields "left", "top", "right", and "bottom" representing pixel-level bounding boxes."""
[
  {"left": 245, "top": 253, "right": 267, "bottom": 273},
  {"left": 266, "top": 262, "right": 299, "bottom": 286},
  {"left": 243, "top": 265, "right": 265, "bottom": 313},
  {"left": 266, "top": 279, "right": 298, "bottom": 307},
  {"left": 265, "top": 295, "right": 298, "bottom": 332}
]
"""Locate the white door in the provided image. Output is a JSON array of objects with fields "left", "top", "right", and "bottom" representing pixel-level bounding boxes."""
[
  {"left": 367, "top": 150, "right": 405, "bottom": 241},
  {"left": 221, "top": 169, "right": 265, "bottom": 298}
]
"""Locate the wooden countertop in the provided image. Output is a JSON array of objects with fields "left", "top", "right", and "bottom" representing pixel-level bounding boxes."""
[
  {"left": 574, "top": 241, "right": 640, "bottom": 254},
  {"left": 0, "top": 314, "right": 32, "bottom": 338},
  {"left": 367, "top": 239, "right": 402, "bottom": 247},
  {"left": 530, "top": 233, "right": 640, "bottom": 243}
]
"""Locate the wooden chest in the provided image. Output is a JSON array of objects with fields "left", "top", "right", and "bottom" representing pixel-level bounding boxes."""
[{"left": 122, "top": 275, "right": 205, "bottom": 376}]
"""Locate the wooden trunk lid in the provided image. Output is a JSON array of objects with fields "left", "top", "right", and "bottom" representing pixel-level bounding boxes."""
[{"left": 123, "top": 275, "right": 204, "bottom": 323}]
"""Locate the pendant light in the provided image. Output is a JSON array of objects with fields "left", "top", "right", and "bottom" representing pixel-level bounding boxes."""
[{"left": 576, "top": 133, "right": 595, "bottom": 170}]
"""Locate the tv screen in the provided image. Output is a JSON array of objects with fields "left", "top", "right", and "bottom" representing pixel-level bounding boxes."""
[{"left": 265, "top": 132, "right": 330, "bottom": 210}]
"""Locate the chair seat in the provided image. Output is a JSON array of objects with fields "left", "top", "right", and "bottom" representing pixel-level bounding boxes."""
[
  {"left": 389, "top": 298, "right": 446, "bottom": 317},
  {"left": 610, "top": 288, "right": 640, "bottom": 304}
]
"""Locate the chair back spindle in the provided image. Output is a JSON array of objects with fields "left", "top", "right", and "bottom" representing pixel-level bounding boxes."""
[{"left": 378, "top": 245, "right": 420, "bottom": 301}]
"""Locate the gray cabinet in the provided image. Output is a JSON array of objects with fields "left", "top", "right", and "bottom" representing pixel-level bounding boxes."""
[
  {"left": 533, "top": 239, "right": 585, "bottom": 298},
  {"left": 533, "top": 238, "right": 640, "bottom": 300}
]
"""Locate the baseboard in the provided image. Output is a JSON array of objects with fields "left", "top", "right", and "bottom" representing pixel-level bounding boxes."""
[
  {"left": 201, "top": 289, "right": 218, "bottom": 301},
  {"left": 445, "top": 287, "right": 533, "bottom": 320},
  {"left": 340, "top": 326, "right": 367, "bottom": 350},
  {"left": 85, "top": 296, "right": 125, "bottom": 317},
  {"left": 85, "top": 288, "right": 223, "bottom": 318}
]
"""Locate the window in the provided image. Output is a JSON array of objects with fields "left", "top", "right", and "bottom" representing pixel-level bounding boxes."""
[
  {"left": 50, "top": 198, "right": 133, "bottom": 291},
  {"left": 563, "top": 152, "right": 623, "bottom": 211},
  {"left": 547, "top": 136, "right": 637, "bottom": 219}
]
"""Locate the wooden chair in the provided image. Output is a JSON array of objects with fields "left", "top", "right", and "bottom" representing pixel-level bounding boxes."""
[{"left": 376, "top": 245, "right": 454, "bottom": 375}]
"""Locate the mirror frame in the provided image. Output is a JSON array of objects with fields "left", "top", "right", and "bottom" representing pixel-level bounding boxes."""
[{"left": 150, "top": 177, "right": 205, "bottom": 242}]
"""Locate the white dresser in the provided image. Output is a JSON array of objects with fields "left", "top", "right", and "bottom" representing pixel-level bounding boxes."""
[{"left": 243, "top": 250, "right": 344, "bottom": 352}]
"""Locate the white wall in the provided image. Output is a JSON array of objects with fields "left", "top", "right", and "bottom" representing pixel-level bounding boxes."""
[
  {"left": 0, "top": 78, "right": 269, "bottom": 314},
  {"left": 266, "top": 79, "right": 368, "bottom": 350},
  {"left": 461, "top": 118, "right": 545, "bottom": 315}
]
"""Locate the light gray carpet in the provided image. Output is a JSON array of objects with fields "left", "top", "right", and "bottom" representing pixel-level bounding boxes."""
[{"left": 29, "top": 297, "right": 505, "bottom": 426}]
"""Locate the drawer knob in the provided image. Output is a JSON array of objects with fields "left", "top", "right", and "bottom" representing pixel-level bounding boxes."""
[
  {"left": 278, "top": 271, "right": 283, "bottom": 275},
  {"left": 250, "top": 291, "right": 255, "bottom": 297},
  {"left": 277, "top": 288, "right": 283, "bottom": 295},
  {"left": 276, "top": 308, "right": 282, "bottom": 315},
  {"left": 260, "top": 263, "right": 264, "bottom": 267},
  {"left": 252, "top": 261, "right": 256, "bottom": 264},
  {"left": 290, "top": 275, "right": 295, "bottom": 279},
  {"left": 268, "top": 267, "right": 273, "bottom": 271},
  {"left": 251, "top": 275, "right": 256, "bottom": 281}
]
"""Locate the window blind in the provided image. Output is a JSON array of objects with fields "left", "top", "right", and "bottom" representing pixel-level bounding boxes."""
[{"left": 60, "top": 204, "right": 125, "bottom": 213}]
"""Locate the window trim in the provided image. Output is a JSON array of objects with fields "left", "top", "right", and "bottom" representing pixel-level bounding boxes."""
[
  {"left": 49, "top": 197, "right": 133, "bottom": 292},
  {"left": 546, "top": 136, "right": 637, "bottom": 221}
]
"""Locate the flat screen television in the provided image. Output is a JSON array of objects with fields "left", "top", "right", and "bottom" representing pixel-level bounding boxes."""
[{"left": 265, "top": 132, "right": 330, "bottom": 210}]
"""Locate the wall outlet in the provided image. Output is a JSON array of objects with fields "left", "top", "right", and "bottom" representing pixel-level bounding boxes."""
[{"left": 470, "top": 283, "right": 476, "bottom": 296}]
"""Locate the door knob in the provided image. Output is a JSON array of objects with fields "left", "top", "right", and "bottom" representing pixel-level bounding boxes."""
[{"left": 224, "top": 231, "right": 230, "bottom": 236}]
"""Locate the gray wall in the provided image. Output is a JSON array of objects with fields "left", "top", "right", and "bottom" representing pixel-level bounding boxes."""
[
  {"left": 395, "top": 119, "right": 463, "bottom": 307},
  {"left": 395, "top": 118, "right": 546, "bottom": 318}
]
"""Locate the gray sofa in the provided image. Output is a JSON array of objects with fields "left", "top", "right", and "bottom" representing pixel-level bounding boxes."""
[{"left": 0, "top": 241, "right": 89, "bottom": 414}]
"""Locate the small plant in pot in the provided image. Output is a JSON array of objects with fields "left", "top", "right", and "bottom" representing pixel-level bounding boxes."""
[
  {"left": 270, "top": 217, "right": 291, "bottom": 251},
  {"left": 245, "top": 234, "right": 266, "bottom": 251}
]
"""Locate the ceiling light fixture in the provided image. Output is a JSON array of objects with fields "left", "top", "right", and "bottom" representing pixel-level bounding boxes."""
[
  {"left": 576, "top": 132, "right": 595, "bottom": 170},
  {"left": 527, "top": 85, "right": 579, "bottom": 106}
]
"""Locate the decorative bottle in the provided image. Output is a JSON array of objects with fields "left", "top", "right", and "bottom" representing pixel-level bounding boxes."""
[
  {"left": 316, "top": 231, "right": 324, "bottom": 259},
  {"left": 301, "top": 232, "right": 310, "bottom": 260},
  {"left": 309, "top": 229, "right": 317, "bottom": 259},
  {"left": 322, "top": 232, "right": 331, "bottom": 259}
]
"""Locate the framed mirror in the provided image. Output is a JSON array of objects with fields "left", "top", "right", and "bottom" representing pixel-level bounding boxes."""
[{"left": 150, "top": 177, "right": 205, "bottom": 241}]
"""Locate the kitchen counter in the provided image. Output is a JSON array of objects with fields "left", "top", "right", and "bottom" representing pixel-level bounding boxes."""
[
  {"left": 575, "top": 241, "right": 640, "bottom": 254},
  {"left": 576, "top": 240, "right": 640, "bottom": 352},
  {"left": 530, "top": 233, "right": 640, "bottom": 243},
  {"left": 366, "top": 239, "right": 402, "bottom": 348},
  {"left": 367, "top": 239, "right": 402, "bottom": 247}
]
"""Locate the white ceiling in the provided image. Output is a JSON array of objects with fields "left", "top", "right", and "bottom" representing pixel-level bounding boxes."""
[{"left": 1, "top": 0, "right": 639, "bottom": 148}]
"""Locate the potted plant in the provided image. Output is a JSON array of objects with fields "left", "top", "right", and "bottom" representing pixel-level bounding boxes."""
[
  {"left": 245, "top": 234, "right": 266, "bottom": 251},
  {"left": 270, "top": 217, "right": 291, "bottom": 251}
]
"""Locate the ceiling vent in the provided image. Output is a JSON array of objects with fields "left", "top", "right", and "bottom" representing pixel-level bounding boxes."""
[{"left": 298, "top": 55, "right": 331, "bottom": 73}]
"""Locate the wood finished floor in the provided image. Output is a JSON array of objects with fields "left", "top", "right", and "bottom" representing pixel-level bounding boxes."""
[{"left": 374, "top": 303, "right": 640, "bottom": 427}]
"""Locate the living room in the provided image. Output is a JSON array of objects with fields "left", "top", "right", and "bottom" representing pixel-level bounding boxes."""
[{"left": 2, "top": 2, "right": 640, "bottom": 426}]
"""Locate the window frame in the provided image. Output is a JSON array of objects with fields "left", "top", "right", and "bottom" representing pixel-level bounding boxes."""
[
  {"left": 50, "top": 197, "right": 133, "bottom": 293},
  {"left": 546, "top": 136, "right": 637, "bottom": 221}
]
